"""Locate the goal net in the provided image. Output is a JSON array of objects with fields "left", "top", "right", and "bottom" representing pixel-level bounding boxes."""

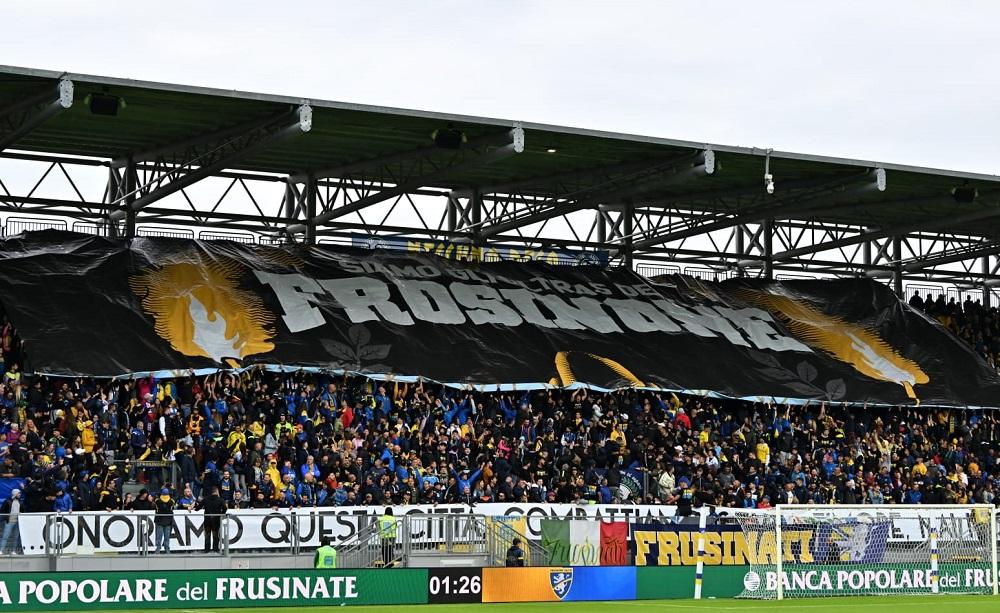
[{"left": 735, "top": 505, "right": 996, "bottom": 599}]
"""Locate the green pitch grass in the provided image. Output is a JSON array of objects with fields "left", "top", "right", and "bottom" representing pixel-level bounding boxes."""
[{"left": 152, "top": 596, "right": 1000, "bottom": 613}]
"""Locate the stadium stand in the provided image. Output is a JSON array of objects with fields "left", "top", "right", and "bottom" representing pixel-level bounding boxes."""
[
  {"left": 1, "top": 292, "right": 999, "bottom": 556},
  {"left": 909, "top": 290, "right": 1000, "bottom": 369}
]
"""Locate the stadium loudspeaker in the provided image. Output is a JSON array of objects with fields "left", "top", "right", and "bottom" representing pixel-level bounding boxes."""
[{"left": 88, "top": 93, "right": 120, "bottom": 116}]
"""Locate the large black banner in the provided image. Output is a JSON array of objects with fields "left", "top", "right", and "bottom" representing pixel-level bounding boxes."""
[{"left": 0, "top": 230, "right": 997, "bottom": 407}]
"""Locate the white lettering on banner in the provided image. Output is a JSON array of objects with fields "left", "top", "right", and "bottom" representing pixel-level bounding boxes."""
[
  {"left": 395, "top": 279, "right": 467, "bottom": 324},
  {"left": 18, "top": 503, "right": 691, "bottom": 556},
  {"left": 753, "top": 568, "right": 995, "bottom": 593},
  {"left": 317, "top": 277, "right": 414, "bottom": 325},
  {"left": 16, "top": 579, "right": 169, "bottom": 605},
  {"left": 449, "top": 283, "right": 524, "bottom": 326},
  {"left": 790, "top": 507, "right": 985, "bottom": 543},
  {"left": 251, "top": 272, "right": 327, "bottom": 333},
  {"left": 0, "top": 576, "right": 360, "bottom": 607},
  {"left": 215, "top": 577, "right": 358, "bottom": 601},
  {"left": 604, "top": 298, "right": 682, "bottom": 333},
  {"left": 253, "top": 272, "right": 812, "bottom": 353},
  {"left": 20, "top": 505, "right": 983, "bottom": 555}
]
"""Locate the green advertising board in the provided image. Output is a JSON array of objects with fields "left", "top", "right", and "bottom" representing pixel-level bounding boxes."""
[
  {"left": 636, "top": 564, "right": 992, "bottom": 600},
  {"left": 637, "top": 566, "right": 748, "bottom": 599},
  {"left": 0, "top": 569, "right": 428, "bottom": 612}
]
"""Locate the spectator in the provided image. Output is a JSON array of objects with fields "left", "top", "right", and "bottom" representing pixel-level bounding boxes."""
[
  {"left": 153, "top": 488, "right": 175, "bottom": 554},
  {"left": 0, "top": 489, "right": 20, "bottom": 553},
  {"left": 199, "top": 487, "right": 227, "bottom": 553}
]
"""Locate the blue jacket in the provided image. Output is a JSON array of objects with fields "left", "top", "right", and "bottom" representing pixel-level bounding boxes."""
[
  {"left": 129, "top": 427, "right": 147, "bottom": 450},
  {"left": 53, "top": 493, "right": 73, "bottom": 512},
  {"left": 375, "top": 392, "right": 392, "bottom": 416},
  {"left": 499, "top": 398, "right": 517, "bottom": 423},
  {"left": 452, "top": 468, "right": 483, "bottom": 493}
]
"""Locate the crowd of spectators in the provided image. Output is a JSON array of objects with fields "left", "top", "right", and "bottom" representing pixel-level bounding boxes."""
[
  {"left": 0, "top": 295, "right": 999, "bottom": 540},
  {"left": 909, "top": 290, "right": 1000, "bottom": 369}
]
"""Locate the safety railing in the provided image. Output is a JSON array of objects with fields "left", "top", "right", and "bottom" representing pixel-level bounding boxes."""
[
  {"left": 135, "top": 226, "right": 195, "bottom": 239},
  {"left": 336, "top": 515, "right": 401, "bottom": 569},
  {"left": 407, "top": 514, "right": 489, "bottom": 556},
  {"left": 635, "top": 263, "right": 681, "bottom": 278},
  {"left": 197, "top": 230, "right": 257, "bottom": 244},
  {"left": 334, "top": 513, "right": 539, "bottom": 568},
  {"left": 5, "top": 216, "right": 67, "bottom": 235}
]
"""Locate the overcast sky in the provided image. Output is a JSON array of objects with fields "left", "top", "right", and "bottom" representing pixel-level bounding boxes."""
[{"left": 6, "top": 1, "right": 1000, "bottom": 176}]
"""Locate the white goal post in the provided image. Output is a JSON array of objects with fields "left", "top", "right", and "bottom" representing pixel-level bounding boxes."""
[{"left": 734, "top": 505, "right": 999, "bottom": 600}]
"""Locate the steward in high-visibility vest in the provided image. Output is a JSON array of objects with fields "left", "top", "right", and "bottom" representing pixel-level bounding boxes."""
[
  {"left": 380, "top": 511, "right": 398, "bottom": 539},
  {"left": 380, "top": 508, "right": 397, "bottom": 567},
  {"left": 314, "top": 538, "right": 337, "bottom": 569}
]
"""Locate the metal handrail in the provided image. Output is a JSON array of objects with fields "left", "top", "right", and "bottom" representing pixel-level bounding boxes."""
[
  {"left": 336, "top": 515, "right": 403, "bottom": 568},
  {"left": 332, "top": 513, "right": 542, "bottom": 568}
]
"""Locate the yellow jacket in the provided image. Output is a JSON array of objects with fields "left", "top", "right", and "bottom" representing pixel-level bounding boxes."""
[{"left": 227, "top": 430, "right": 247, "bottom": 452}]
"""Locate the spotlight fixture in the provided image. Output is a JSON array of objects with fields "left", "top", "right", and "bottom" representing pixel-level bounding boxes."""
[
  {"left": 85, "top": 93, "right": 123, "bottom": 116},
  {"left": 952, "top": 186, "right": 978, "bottom": 204},
  {"left": 431, "top": 125, "right": 466, "bottom": 150},
  {"left": 546, "top": 148, "right": 558, "bottom": 154}
]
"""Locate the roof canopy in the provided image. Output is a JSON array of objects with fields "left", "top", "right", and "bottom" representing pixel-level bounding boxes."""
[{"left": 1, "top": 65, "right": 999, "bottom": 290}]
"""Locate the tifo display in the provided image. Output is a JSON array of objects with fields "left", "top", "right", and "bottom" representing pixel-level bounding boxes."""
[{"left": 0, "top": 231, "right": 997, "bottom": 405}]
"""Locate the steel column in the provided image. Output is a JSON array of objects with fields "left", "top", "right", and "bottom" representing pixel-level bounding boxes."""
[
  {"left": 735, "top": 225, "right": 746, "bottom": 277},
  {"left": 124, "top": 158, "right": 137, "bottom": 238},
  {"left": 446, "top": 194, "right": 458, "bottom": 232},
  {"left": 304, "top": 175, "right": 317, "bottom": 245},
  {"left": 892, "top": 236, "right": 903, "bottom": 296},
  {"left": 763, "top": 218, "right": 774, "bottom": 280},
  {"left": 985, "top": 257, "right": 992, "bottom": 308},
  {"left": 622, "top": 199, "right": 634, "bottom": 268}
]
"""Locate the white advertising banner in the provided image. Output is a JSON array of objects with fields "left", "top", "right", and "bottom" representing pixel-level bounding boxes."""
[
  {"left": 17, "top": 503, "right": 688, "bottom": 556},
  {"left": 17, "top": 503, "right": 983, "bottom": 555}
]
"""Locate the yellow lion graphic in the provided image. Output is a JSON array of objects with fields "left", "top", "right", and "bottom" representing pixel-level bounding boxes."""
[{"left": 129, "top": 260, "right": 275, "bottom": 365}]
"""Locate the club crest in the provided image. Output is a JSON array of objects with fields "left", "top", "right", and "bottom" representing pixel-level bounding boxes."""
[{"left": 550, "top": 568, "right": 573, "bottom": 600}]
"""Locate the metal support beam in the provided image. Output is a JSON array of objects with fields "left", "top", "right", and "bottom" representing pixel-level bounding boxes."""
[
  {"left": 109, "top": 105, "right": 312, "bottom": 221},
  {"left": 285, "top": 128, "right": 523, "bottom": 235},
  {"left": 470, "top": 188, "right": 483, "bottom": 246},
  {"left": 304, "top": 175, "right": 318, "bottom": 245},
  {"left": 0, "top": 79, "right": 73, "bottom": 153},
  {"left": 110, "top": 112, "right": 287, "bottom": 168},
  {"left": 446, "top": 194, "right": 458, "bottom": 232},
  {"left": 481, "top": 151, "right": 711, "bottom": 239},
  {"left": 901, "top": 240, "right": 1000, "bottom": 272},
  {"left": 773, "top": 200, "right": 1000, "bottom": 262},
  {"left": 984, "top": 257, "right": 992, "bottom": 308},
  {"left": 774, "top": 194, "right": 1000, "bottom": 261},
  {"left": 763, "top": 217, "right": 774, "bottom": 280},
  {"left": 892, "top": 236, "right": 903, "bottom": 296},
  {"left": 622, "top": 199, "right": 634, "bottom": 268},
  {"left": 124, "top": 158, "right": 137, "bottom": 238},
  {"left": 735, "top": 226, "right": 746, "bottom": 277},
  {"left": 630, "top": 170, "right": 879, "bottom": 251},
  {"left": 283, "top": 179, "right": 297, "bottom": 239}
]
